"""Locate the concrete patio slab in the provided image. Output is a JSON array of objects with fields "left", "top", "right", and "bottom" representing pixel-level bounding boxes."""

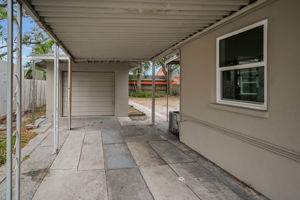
[
  {"left": 21, "top": 146, "right": 56, "bottom": 173},
  {"left": 150, "top": 141, "right": 194, "bottom": 164},
  {"left": 21, "top": 131, "right": 49, "bottom": 158},
  {"left": 0, "top": 170, "right": 49, "bottom": 200},
  {"left": 170, "top": 163, "right": 242, "bottom": 200},
  {"left": 40, "top": 129, "right": 69, "bottom": 147},
  {"left": 120, "top": 125, "right": 165, "bottom": 138},
  {"left": 103, "top": 143, "right": 136, "bottom": 169},
  {"left": 127, "top": 142, "right": 166, "bottom": 167},
  {"left": 118, "top": 116, "right": 151, "bottom": 126},
  {"left": 78, "top": 131, "right": 104, "bottom": 170},
  {"left": 68, "top": 117, "right": 86, "bottom": 130},
  {"left": 120, "top": 126, "right": 146, "bottom": 137},
  {"left": 106, "top": 168, "right": 153, "bottom": 200},
  {"left": 102, "top": 129, "right": 124, "bottom": 144},
  {"left": 187, "top": 177, "right": 242, "bottom": 200},
  {"left": 195, "top": 155, "right": 265, "bottom": 200},
  {"left": 0, "top": 117, "right": 267, "bottom": 200},
  {"left": 124, "top": 134, "right": 165, "bottom": 143},
  {"left": 84, "top": 117, "right": 121, "bottom": 130},
  {"left": 169, "top": 162, "right": 212, "bottom": 179},
  {"left": 140, "top": 165, "right": 199, "bottom": 200},
  {"left": 32, "top": 169, "right": 107, "bottom": 200},
  {"left": 51, "top": 130, "right": 84, "bottom": 170}
]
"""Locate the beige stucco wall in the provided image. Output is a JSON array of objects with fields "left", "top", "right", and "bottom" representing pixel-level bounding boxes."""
[
  {"left": 179, "top": 0, "right": 300, "bottom": 200},
  {"left": 46, "top": 62, "right": 130, "bottom": 119}
]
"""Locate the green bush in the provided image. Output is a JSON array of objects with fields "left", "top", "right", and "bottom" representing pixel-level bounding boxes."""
[
  {"left": 0, "top": 134, "right": 17, "bottom": 165},
  {"left": 171, "top": 89, "right": 180, "bottom": 96},
  {"left": 129, "top": 91, "right": 166, "bottom": 98}
]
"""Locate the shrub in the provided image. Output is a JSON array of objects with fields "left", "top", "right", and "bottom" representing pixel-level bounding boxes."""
[{"left": 171, "top": 89, "right": 180, "bottom": 96}]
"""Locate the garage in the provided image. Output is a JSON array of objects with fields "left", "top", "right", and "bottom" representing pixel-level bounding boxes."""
[{"left": 62, "top": 72, "right": 115, "bottom": 116}]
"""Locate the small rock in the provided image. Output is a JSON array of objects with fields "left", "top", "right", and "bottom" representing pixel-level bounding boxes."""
[{"left": 0, "top": 125, "right": 6, "bottom": 131}]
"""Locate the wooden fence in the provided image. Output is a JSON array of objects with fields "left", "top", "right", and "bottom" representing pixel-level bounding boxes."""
[{"left": 0, "top": 62, "right": 46, "bottom": 115}]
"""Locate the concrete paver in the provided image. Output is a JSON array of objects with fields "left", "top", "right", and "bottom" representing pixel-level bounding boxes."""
[
  {"left": 21, "top": 146, "right": 56, "bottom": 173},
  {"left": 150, "top": 141, "right": 194, "bottom": 164},
  {"left": 106, "top": 168, "right": 153, "bottom": 200},
  {"left": 140, "top": 165, "right": 199, "bottom": 200},
  {"left": 102, "top": 129, "right": 124, "bottom": 144},
  {"left": 103, "top": 143, "right": 136, "bottom": 169},
  {"left": 21, "top": 132, "right": 49, "bottom": 158},
  {"left": 127, "top": 142, "right": 166, "bottom": 167},
  {"left": 51, "top": 130, "right": 84, "bottom": 170},
  {"left": 0, "top": 117, "right": 267, "bottom": 200},
  {"left": 40, "top": 129, "right": 69, "bottom": 147},
  {"left": 170, "top": 163, "right": 242, "bottom": 200},
  {"left": 120, "top": 125, "right": 147, "bottom": 137},
  {"left": 124, "top": 134, "right": 165, "bottom": 143},
  {"left": 32, "top": 169, "right": 107, "bottom": 200},
  {"left": 78, "top": 130, "right": 104, "bottom": 170},
  {"left": 0, "top": 171, "right": 49, "bottom": 200}
]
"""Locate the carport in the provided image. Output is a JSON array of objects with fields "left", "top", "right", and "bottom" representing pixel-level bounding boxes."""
[{"left": 4, "top": 0, "right": 267, "bottom": 199}]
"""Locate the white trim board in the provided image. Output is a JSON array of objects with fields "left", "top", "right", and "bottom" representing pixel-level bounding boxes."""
[{"left": 215, "top": 19, "right": 268, "bottom": 110}]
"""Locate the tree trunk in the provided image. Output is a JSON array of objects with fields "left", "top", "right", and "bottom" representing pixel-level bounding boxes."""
[
  {"left": 168, "top": 68, "right": 173, "bottom": 95},
  {"left": 137, "top": 73, "right": 141, "bottom": 92},
  {"left": 137, "top": 65, "right": 142, "bottom": 92}
]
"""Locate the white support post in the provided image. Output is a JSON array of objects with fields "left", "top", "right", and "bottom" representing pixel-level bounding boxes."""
[
  {"left": 53, "top": 47, "right": 57, "bottom": 153},
  {"left": 53, "top": 44, "right": 60, "bottom": 153},
  {"left": 166, "top": 65, "right": 169, "bottom": 121},
  {"left": 67, "top": 58, "right": 72, "bottom": 130},
  {"left": 31, "top": 60, "right": 36, "bottom": 123},
  {"left": 15, "top": 3, "right": 22, "bottom": 200},
  {"left": 6, "top": 0, "right": 13, "bottom": 199},
  {"left": 151, "top": 61, "right": 156, "bottom": 125}
]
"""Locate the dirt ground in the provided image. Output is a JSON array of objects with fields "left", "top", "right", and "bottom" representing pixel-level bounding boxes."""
[
  {"left": 0, "top": 106, "right": 46, "bottom": 165},
  {"left": 129, "top": 96, "right": 180, "bottom": 117}
]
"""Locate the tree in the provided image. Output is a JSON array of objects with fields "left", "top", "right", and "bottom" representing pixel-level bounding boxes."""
[
  {"left": 24, "top": 62, "right": 47, "bottom": 80},
  {"left": 1, "top": 1, "right": 53, "bottom": 80},
  {"left": 156, "top": 56, "right": 180, "bottom": 95},
  {"left": 0, "top": 2, "right": 54, "bottom": 59},
  {"left": 130, "top": 61, "right": 151, "bottom": 92}
]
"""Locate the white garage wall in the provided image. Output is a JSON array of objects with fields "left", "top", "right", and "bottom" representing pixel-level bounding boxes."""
[
  {"left": 62, "top": 72, "right": 115, "bottom": 116},
  {"left": 46, "top": 62, "right": 130, "bottom": 119}
]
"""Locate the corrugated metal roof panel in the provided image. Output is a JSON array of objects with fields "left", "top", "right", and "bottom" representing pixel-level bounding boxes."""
[{"left": 24, "top": 0, "right": 250, "bottom": 61}]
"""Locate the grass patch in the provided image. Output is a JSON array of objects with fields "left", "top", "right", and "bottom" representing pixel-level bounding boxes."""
[
  {"left": 22, "top": 155, "right": 30, "bottom": 161},
  {"left": 129, "top": 91, "right": 166, "bottom": 98}
]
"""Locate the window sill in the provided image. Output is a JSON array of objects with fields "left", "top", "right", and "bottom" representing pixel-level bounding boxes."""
[{"left": 209, "top": 103, "right": 269, "bottom": 118}]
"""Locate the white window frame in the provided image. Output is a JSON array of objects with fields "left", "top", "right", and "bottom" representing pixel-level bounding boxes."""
[{"left": 216, "top": 19, "right": 268, "bottom": 110}]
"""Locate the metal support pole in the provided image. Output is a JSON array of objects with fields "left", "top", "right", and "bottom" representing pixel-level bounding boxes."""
[
  {"left": 15, "top": 3, "right": 22, "bottom": 200},
  {"left": 53, "top": 49, "right": 57, "bottom": 153},
  {"left": 6, "top": 0, "right": 13, "bottom": 199},
  {"left": 151, "top": 61, "right": 156, "bottom": 125},
  {"left": 56, "top": 46, "right": 60, "bottom": 151},
  {"left": 32, "top": 60, "right": 36, "bottom": 123},
  {"left": 53, "top": 44, "right": 59, "bottom": 153},
  {"left": 67, "top": 58, "right": 72, "bottom": 130},
  {"left": 166, "top": 65, "right": 169, "bottom": 121}
]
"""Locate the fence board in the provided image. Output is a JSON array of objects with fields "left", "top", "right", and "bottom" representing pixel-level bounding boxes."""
[{"left": 0, "top": 61, "right": 46, "bottom": 115}]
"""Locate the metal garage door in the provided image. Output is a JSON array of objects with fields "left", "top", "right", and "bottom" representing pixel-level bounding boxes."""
[{"left": 62, "top": 72, "right": 115, "bottom": 116}]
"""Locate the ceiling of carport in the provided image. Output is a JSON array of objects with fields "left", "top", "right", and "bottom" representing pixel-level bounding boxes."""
[{"left": 25, "top": 0, "right": 251, "bottom": 61}]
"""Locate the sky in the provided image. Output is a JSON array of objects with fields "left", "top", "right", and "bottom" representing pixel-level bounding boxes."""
[
  {"left": 21, "top": 16, "right": 36, "bottom": 65},
  {"left": 0, "top": 7, "right": 50, "bottom": 65}
]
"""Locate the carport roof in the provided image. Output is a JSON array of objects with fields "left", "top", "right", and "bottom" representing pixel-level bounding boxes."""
[{"left": 20, "top": 0, "right": 254, "bottom": 62}]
